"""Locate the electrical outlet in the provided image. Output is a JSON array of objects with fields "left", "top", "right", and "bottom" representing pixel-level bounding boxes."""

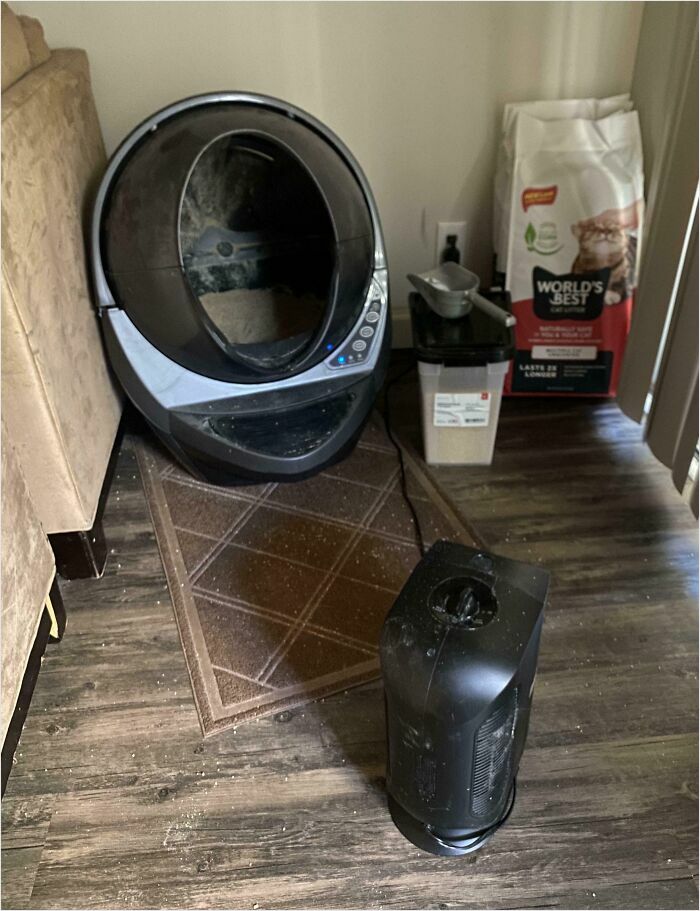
[{"left": 435, "top": 221, "right": 467, "bottom": 267}]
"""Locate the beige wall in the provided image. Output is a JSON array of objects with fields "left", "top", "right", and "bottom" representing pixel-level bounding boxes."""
[{"left": 15, "top": 1, "right": 643, "bottom": 333}]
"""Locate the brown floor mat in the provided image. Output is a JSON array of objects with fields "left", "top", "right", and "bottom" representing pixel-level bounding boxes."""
[{"left": 136, "top": 412, "right": 474, "bottom": 736}]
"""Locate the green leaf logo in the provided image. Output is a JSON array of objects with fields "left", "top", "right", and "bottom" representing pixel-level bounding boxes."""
[{"left": 525, "top": 222, "right": 537, "bottom": 250}]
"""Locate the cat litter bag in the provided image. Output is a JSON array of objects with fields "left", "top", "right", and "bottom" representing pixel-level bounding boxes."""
[
  {"left": 499, "top": 107, "right": 643, "bottom": 396},
  {"left": 493, "top": 94, "right": 634, "bottom": 276}
]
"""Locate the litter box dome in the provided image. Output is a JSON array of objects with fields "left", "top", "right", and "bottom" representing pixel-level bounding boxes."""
[{"left": 91, "top": 93, "right": 390, "bottom": 484}]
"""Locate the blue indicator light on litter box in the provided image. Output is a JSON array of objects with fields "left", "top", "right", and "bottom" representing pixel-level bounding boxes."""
[
  {"left": 338, "top": 356, "right": 345, "bottom": 364},
  {"left": 326, "top": 343, "right": 334, "bottom": 351}
]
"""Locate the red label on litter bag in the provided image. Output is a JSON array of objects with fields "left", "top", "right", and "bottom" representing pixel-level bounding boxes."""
[
  {"left": 521, "top": 185, "right": 558, "bottom": 212},
  {"left": 505, "top": 285, "right": 633, "bottom": 397}
]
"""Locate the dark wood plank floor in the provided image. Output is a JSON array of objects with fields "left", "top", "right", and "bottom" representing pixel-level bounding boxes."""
[{"left": 2, "top": 377, "right": 698, "bottom": 910}]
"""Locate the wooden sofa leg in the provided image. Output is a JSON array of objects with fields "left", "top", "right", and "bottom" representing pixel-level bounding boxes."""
[
  {"left": 46, "top": 577, "right": 67, "bottom": 642},
  {"left": 50, "top": 518, "right": 107, "bottom": 580},
  {"left": 47, "top": 423, "right": 122, "bottom": 581}
]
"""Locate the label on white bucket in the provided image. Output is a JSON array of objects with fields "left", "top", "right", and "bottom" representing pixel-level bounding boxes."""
[{"left": 433, "top": 393, "right": 491, "bottom": 427}]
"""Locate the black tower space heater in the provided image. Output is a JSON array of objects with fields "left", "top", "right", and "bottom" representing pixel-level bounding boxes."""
[{"left": 380, "top": 540, "right": 549, "bottom": 856}]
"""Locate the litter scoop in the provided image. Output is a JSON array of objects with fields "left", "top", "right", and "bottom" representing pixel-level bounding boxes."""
[{"left": 407, "top": 262, "right": 516, "bottom": 326}]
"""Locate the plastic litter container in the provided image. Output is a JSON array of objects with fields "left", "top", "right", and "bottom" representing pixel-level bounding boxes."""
[{"left": 410, "top": 290, "right": 514, "bottom": 466}]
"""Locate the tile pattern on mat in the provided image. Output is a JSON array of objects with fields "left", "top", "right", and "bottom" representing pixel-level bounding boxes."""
[{"left": 138, "top": 412, "right": 464, "bottom": 734}]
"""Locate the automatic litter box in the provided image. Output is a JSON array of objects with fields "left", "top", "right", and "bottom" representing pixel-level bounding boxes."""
[{"left": 91, "top": 93, "right": 390, "bottom": 484}]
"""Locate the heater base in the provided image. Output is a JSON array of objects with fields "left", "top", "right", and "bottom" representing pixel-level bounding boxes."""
[{"left": 387, "top": 796, "right": 496, "bottom": 857}]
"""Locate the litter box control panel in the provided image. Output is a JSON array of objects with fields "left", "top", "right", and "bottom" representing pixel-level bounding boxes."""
[{"left": 327, "top": 283, "right": 384, "bottom": 370}]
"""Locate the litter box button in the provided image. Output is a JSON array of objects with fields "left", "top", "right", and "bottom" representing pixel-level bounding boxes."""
[
  {"left": 360, "top": 326, "right": 374, "bottom": 338},
  {"left": 366, "top": 311, "right": 379, "bottom": 323},
  {"left": 352, "top": 340, "right": 367, "bottom": 352}
]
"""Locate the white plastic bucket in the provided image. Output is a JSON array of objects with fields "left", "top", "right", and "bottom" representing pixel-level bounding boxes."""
[{"left": 418, "top": 360, "right": 509, "bottom": 466}]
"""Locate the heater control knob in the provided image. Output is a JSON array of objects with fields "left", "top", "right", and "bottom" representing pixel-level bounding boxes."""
[{"left": 429, "top": 576, "right": 498, "bottom": 629}]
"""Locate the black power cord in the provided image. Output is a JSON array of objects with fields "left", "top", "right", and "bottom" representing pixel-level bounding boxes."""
[{"left": 382, "top": 360, "right": 427, "bottom": 558}]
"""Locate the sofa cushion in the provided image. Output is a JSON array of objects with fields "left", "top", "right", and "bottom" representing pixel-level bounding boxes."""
[
  {"left": 1, "top": 3, "right": 51, "bottom": 92},
  {"left": 1, "top": 2, "right": 31, "bottom": 92},
  {"left": 18, "top": 12, "right": 51, "bottom": 69}
]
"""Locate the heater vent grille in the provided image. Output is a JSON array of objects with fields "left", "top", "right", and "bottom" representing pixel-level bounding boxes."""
[{"left": 471, "top": 688, "right": 518, "bottom": 817}]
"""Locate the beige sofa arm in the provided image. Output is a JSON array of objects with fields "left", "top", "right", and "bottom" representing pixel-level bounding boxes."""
[{"left": 1, "top": 47, "right": 122, "bottom": 534}]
